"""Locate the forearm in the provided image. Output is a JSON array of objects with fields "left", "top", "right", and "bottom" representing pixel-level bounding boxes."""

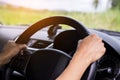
[
  {"left": 57, "top": 34, "right": 105, "bottom": 80},
  {"left": 0, "top": 52, "right": 10, "bottom": 67},
  {"left": 56, "top": 51, "right": 91, "bottom": 80}
]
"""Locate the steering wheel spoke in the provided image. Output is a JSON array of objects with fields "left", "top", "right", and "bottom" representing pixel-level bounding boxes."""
[{"left": 10, "top": 50, "right": 31, "bottom": 74}]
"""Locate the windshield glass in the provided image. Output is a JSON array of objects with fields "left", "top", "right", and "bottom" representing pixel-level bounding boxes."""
[{"left": 0, "top": 0, "right": 120, "bottom": 31}]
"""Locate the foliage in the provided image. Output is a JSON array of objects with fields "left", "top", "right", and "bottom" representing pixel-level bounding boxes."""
[
  {"left": 0, "top": 6, "right": 120, "bottom": 31},
  {"left": 93, "top": 0, "right": 99, "bottom": 9},
  {"left": 112, "top": 0, "right": 120, "bottom": 9},
  {"left": 93, "top": 0, "right": 120, "bottom": 9}
]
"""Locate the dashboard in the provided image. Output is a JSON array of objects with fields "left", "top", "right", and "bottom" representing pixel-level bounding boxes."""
[{"left": 0, "top": 23, "right": 120, "bottom": 80}]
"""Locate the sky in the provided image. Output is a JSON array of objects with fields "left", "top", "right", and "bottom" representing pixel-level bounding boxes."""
[{"left": 0, "top": 0, "right": 111, "bottom": 12}]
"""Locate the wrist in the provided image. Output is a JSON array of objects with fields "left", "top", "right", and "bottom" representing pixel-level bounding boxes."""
[
  {"left": 73, "top": 51, "right": 92, "bottom": 64},
  {"left": 0, "top": 52, "right": 11, "bottom": 65},
  {"left": 60, "top": 52, "right": 92, "bottom": 80}
]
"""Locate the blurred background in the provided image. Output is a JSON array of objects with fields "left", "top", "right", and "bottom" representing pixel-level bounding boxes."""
[{"left": 0, "top": 0, "right": 120, "bottom": 31}]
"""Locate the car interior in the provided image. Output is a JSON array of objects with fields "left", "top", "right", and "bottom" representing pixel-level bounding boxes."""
[{"left": 0, "top": 16, "right": 120, "bottom": 80}]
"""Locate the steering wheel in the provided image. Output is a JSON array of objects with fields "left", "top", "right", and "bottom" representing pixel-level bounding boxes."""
[{"left": 4, "top": 16, "right": 97, "bottom": 80}]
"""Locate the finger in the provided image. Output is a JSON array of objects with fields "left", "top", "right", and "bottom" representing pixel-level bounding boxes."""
[
  {"left": 18, "top": 44, "right": 27, "bottom": 50},
  {"left": 20, "top": 50, "right": 24, "bottom": 55},
  {"left": 8, "top": 40, "right": 15, "bottom": 44}
]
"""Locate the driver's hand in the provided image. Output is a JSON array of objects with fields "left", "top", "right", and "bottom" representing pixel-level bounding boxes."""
[
  {"left": 56, "top": 34, "right": 106, "bottom": 80},
  {"left": 0, "top": 41, "right": 26, "bottom": 65},
  {"left": 75, "top": 34, "right": 106, "bottom": 63}
]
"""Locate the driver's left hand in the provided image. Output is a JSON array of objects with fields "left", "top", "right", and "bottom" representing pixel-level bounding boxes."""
[{"left": 0, "top": 41, "right": 26, "bottom": 66}]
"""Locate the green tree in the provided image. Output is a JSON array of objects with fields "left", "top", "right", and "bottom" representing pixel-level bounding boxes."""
[
  {"left": 93, "top": 0, "right": 99, "bottom": 9},
  {"left": 112, "top": 0, "right": 120, "bottom": 9},
  {"left": 93, "top": 0, "right": 120, "bottom": 9}
]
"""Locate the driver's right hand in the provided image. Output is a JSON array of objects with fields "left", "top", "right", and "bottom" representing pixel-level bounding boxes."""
[{"left": 75, "top": 34, "right": 106, "bottom": 63}]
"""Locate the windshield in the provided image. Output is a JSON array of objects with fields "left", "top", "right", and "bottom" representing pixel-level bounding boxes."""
[{"left": 0, "top": 0, "right": 120, "bottom": 31}]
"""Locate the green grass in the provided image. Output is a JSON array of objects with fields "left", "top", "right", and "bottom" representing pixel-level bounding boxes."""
[{"left": 0, "top": 6, "right": 120, "bottom": 31}]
